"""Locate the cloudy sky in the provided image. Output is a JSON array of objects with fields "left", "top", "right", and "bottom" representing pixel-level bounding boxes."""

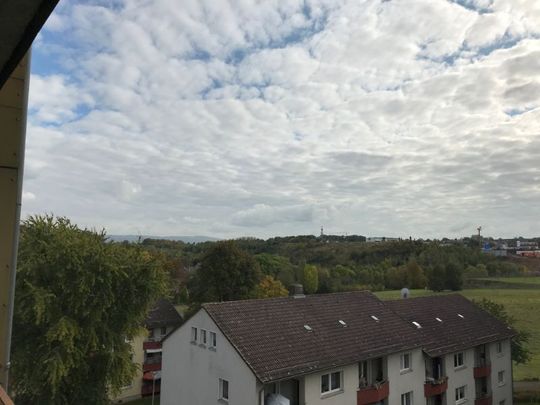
[{"left": 25, "top": 0, "right": 540, "bottom": 239}]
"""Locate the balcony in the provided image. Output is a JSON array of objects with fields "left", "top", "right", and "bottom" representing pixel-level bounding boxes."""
[
  {"left": 475, "top": 395, "right": 492, "bottom": 405},
  {"left": 424, "top": 376, "right": 448, "bottom": 397},
  {"left": 474, "top": 364, "right": 491, "bottom": 379},
  {"left": 141, "top": 383, "right": 161, "bottom": 396},
  {"left": 143, "top": 360, "right": 162, "bottom": 372},
  {"left": 357, "top": 381, "right": 389, "bottom": 405},
  {"left": 143, "top": 340, "right": 162, "bottom": 351}
]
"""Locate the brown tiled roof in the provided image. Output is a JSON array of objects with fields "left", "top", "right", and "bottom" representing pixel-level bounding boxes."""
[
  {"left": 386, "top": 294, "right": 515, "bottom": 357},
  {"left": 145, "top": 298, "right": 183, "bottom": 329},
  {"left": 203, "top": 291, "right": 423, "bottom": 383}
]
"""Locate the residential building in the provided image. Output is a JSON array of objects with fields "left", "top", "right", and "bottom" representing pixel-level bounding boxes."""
[
  {"left": 113, "top": 299, "right": 183, "bottom": 403},
  {"left": 161, "top": 291, "right": 513, "bottom": 405}
]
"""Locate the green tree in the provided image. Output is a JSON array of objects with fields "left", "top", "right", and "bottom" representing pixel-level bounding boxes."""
[
  {"left": 474, "top": 298, "right": 531, "bottom": 365},
  {"left": 426, "top": 264, "right": 446, "bottom": 292},
  {"left": 303, "top": 264, "right": 319, "bottom": 294},
  {"left": 404, "top": 260, "right": 427, "bottom": 289},
  {"left": 252, "top": 276, "right": 288, "bottom": 298},
  {"left": 189, "top": 241, "right": 261, "bottom": 303},
  {"left": 445, "top": 260, "right": 463, "bottom": 291},
  {"left": 11, "top": 215, "right": 167, "bottom": 405}
]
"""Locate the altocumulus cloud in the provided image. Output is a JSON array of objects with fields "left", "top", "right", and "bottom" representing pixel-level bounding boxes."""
[{"left": 23, "top": 0, "right": 540, "bottom": 239}]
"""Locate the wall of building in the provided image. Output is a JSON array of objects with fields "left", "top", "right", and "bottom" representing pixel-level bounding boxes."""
[
  {"left": 444, "top": 348, "right": 475, "bottom": 405},
  {"left": 490, "top": 339, "right": 513, "bottom": 405},
  {"left": 111, "top": 333, "right": 146, "bottom": 403},
  {"left": 386, "top": 349, "right": 425, "bottom": 405},
  {"left": 302, "top": 363, "right": 357, "bottom": 405},
  {"left": 161, "top": 309, "right": 260, "bottom": 405}
]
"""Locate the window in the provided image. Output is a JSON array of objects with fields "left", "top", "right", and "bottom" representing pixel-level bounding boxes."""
[
  {"left": 160, "top": 326, "right": 167, "bottom": 336},
  {"left": 321, "top": 371, "right": 342, "bottom": 395},
  {"left": 191, "top": 327, "right": 197, "bottom": 342},
  {"left": 401, "top": 391, "right": 413, "bottom": 405},
  {"left": 201, "top": 329, "right": 207, "bottom": 345},
  {"left": 454, "top": 352, "right": 464, "bottom": 368},
  {"left": 219, "top": 378, "right": 229, "bottom": 401},
  {"left": 498, "top": 370, "right": 505, "bottom": 386},
  {"left": 210, "top": 331, "right": 217, "bottom": 348},
  {"left": 455, "top": 386, "right": 466, "bottom": 403},
  {"left": 496, "top": 341, "right": 503, "bottom": 354},
  {"left": 400, "top": 353, "right": 412, "bottom": 372}
]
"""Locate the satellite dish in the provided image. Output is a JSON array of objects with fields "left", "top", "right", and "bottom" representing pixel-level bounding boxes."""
[{"left": 400, "top": 288, "right": 410, "bottom": 299}]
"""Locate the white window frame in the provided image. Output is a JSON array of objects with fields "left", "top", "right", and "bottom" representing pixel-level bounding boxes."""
[
  {"left": 455, "top": 385, "right": 466, "bottom": 404},
  {"left": 210, "top": 331, "right": 217, "bottom": 349},
  {"left": 320, "top": 371, "right": 343, "bottom": 395},
  {"left": 201, "top": 329, "right": 207, "bottom": 345},
  {"left": 400, "top": 352, "right": 412, "bottom": 373},
  {"left": 191, "top": 327, "right": 197, "bottom": 343},
  {"left": 401, "top": 391, "right": 413, "bottom": 405},
  {"left": 498, "top": 370, "right": 505, "bottom": 386},
  {"left": 454, "top": 352, "right": 465, "bottom": 368},
  {"left": 219, "top": 378, "right": 229, "bottom": 401}
]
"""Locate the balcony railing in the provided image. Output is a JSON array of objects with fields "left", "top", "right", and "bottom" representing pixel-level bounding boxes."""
[
  {"left": 475, "top": 395, "right": 492, "bottom": 405},
  {"left": 143, "top": 341, "right": 162, "bottom": 351},
  {"left": 143, "top": 361, "right": 162, "bottom": 372},
  {"left": 473, "top": 364, "right": 491, "bottom": 379},
  {"left": 357, "top": 381, "right": 389, "bottom": 405},
  {"left": 424, "top": 376, "right": 448, "bottom": 397},
  {"left": 141, "top": 383, "right": 161, "bottom": 396}
]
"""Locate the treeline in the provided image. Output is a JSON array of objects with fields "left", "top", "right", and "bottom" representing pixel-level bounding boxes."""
[{"left": 139, "top": 237, "right": 529, "bottom": 306}]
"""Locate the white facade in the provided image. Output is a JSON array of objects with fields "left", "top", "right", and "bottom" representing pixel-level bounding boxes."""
[
  {"left": 489, "top": 339, "right": 513, "bottom": 405},
  {"left": 386, "top": 350, "right": 425, "bottom": 405},
  {"left": 161, "top": 309, "right": 260, "bottom": 405},
  {"left": 444, "top": 348, "right": 475, "bottom": 405}
]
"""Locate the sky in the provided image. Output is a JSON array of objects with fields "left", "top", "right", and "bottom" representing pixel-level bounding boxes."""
[{"left": 24, "top": 0, "right": 540, "bottom": 239}]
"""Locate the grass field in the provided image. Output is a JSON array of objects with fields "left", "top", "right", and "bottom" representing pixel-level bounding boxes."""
[{"left": 375, "top": 288, "right": 540, "bottom": 381}]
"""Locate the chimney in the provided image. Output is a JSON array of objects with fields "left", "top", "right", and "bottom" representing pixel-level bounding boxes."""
[{"left": 289, "top": 283, "right": 305, "bottom": 298}]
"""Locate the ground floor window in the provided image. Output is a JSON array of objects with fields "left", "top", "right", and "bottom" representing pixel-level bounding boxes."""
[{"left": 321, "top": 371, "right": 342, "bottom": 394}]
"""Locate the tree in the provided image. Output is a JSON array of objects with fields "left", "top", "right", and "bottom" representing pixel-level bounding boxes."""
[
  {"left": 11, "top": 215, "right": 168, "bottom": 405},
  {"left": 188, "top": 241, "right": 261, "bottom": 303},
  {"left": 252, "top": 276, "right": 288, "bottom": 298},
  {"left": 445, "top": 260, "right": 463, "bottom": 291},
  {"left": 426, "top": 264, "right": 446, "bottom": 292},
  {"left": 303, "top": 264, "right": 319, "bottom": 294},
  {"left": 474, "top": 298, "right": 531, "bottom": 365},
  {"left": 404, "top": 260, "right": 427, "bottom": 289}
]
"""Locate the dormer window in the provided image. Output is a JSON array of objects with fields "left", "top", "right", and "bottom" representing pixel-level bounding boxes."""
[{"left": 371, "top": 315, "right": 379, "bottom": 322}]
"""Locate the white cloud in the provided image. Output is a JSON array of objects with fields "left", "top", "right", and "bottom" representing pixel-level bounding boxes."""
[{"left": 23, "top": 0, "right": 540, "bottom": 238}]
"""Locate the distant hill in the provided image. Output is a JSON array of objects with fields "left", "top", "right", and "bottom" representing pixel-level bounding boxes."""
[{"left": 108, "top": 235, "right": 220, "bottom": 244}]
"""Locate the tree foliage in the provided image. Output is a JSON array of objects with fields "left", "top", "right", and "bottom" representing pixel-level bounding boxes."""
[
  {"left": 188, "top": 241, "right": 261, "bottom": 303},
  {"left": 474, "top": 298, "right": 531, "bottom": 365},
  {"left": 11, "top": 215, "right": 168, "bottom": 405},
  {"left": 252, "top": 276, "right": 288, "bottom": 299},
  {"left": 303, "top": 264, "right": 319, "bottom": 294}
]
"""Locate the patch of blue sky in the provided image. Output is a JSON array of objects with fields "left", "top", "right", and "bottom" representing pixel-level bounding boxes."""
[
  {"left": 448, "top": 0, "right": 493, "bottom": 14},
  {"left": 504, "top": 106, "right": 536, "bottom": 117},
  {"left": 225, "top": 6, "right": 329, "bottom": 66}
]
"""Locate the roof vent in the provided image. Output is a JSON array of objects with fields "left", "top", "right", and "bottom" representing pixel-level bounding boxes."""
[
  {"left": 304, "top": 324, "right": 312, "bottom": 331},
  {"left": 458, "top": 314, "right": 465, "bottom": 319},
  {"left": 412, "top": 321, "right": 422, "bottom": 329},
  {"left": 338, "top": 320, "right": 347, "bottom": 327},
  {"left": 289, "top": 284, "right": 305, "bottom": 298},
  {"left": 371, "top": 315, "right": 379, "bottom": 322},
  {"left": 435, "top": 317, "right": 443, "bottom": 322}
]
